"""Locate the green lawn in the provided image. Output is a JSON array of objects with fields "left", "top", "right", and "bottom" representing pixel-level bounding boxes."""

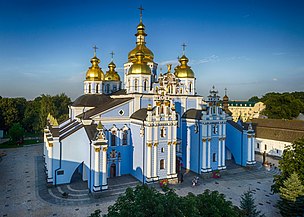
[{"left": 0, "top": 138, "right": 43, "bottom": 149}]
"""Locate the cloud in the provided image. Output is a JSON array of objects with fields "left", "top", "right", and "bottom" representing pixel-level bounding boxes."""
[{"left": 273, "top": 78, "right": 278, "bottom": 81}]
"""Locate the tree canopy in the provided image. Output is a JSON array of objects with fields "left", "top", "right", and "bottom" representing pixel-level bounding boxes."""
[
  {"left": 240, "top": 190, "right": 264, "bottom": 217},
  {"left": 277, "top": 172, "right": 304, "bottom": 217},
  {"left": 248, "top": 92, "right": 304, "bottom": 119},
  {"left": 0, "top": 93, "right": 71, "bottom": 135},
  {"left": 104, "top": 185, "right": 240, "bottom": 217},
  {"left": 272, "top": 138, "right": 304, "bottom": 193}
]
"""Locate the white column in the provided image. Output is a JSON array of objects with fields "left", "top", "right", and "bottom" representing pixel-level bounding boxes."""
[
  {"left": 94, "top": 148, "right": 100, "bottom": 188},
  {"left": 147, "top": 144, "right": 152, "bottom": 178},
  {"left": 251, "top": 137, "right": 255, "bottom": 162},
  {"left": 207, "top": 139, "right": 211, "bottom": 169},
  {"left": 218, "top": 139, "right": 221, "bottom": 168},
  {"left": 47, "top": 144, "right": 53, "bottom": 181},
  {"left": 102, "top": 147, "right": 107, "bottom": 187},
  {"left": 153, "top": 144, "right": 157, "bottom": 178},
  {"left": 172, "top": 142, "right": 176, "bottom": 175},
  {"left": 167, "top": 143, "right": 171, "bottom": 175},
  {"left": 186, "top": 126, "right": 191, "bottom": 169},
  {"left": 222, "top": 139, "right": 226, "bottom": 168},
  {"left": 202, "top": 139, "right": 207, "bottom": 171},
  {"left": 247, "top": 136, "right": 251, "bottom": 162}
]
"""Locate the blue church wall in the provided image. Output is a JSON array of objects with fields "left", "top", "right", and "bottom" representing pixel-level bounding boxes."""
[
  {"left": 226, "top": 122, "right": 248, "bottom": 166},
  {"left": 52, "top": 128, "right": 91, "bottom": 186},
  {"left": 100, "top": 102, "right": 130, "bottom": 118},
  {"left": 130, "top": 123, "right": 144, "bottom": 182},
  {"left": 188, "top": 123, "right": 201, "bottom": 174},
  {"left": 210, "top": 137, "right": 219, "bottom": 170},
  {"left": 140, "top": 97, "right": 153, "bottom": 108},
  {"left": 181, "top": 120, "right": 188, "bottom": 169},
  {"left": 107, "top": 144, "right": 133, "bottom": 176}
]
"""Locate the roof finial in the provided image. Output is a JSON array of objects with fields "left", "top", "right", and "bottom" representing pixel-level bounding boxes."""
[
  {"left": 138, "top": 5, "right": 144, "bottom": 22},
  {"left": 93, "top": 45, "right": 98, "bottom": 57},
  {"left": 110, "top": 51, "right": 115, "bottom": 61},
  {"left": 182, "top": 43, "right": 187, "bottom": 55},
  {"left": 224, "top": 88, "right": 227, "bottom": 95}
]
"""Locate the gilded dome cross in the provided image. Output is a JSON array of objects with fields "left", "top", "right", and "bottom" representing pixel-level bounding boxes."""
[
  {"left": 182, "top": 43, "right": 187, "bottom": 55},
  {"left": 110, "top": 51, "right": 115, "bottom": 61},
  {"left": 138, "top": 5, "right": 144, "bottom": 22},
  {"left": 93, "top": 45, "right": 98, "bottom": 56}
]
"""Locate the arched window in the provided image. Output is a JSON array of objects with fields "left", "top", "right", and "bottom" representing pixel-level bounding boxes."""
[
  {"left": 160, "top": 127, "right": 166, "bottom": 138},
  {"left": 134, "top": 79, "right": 138, "bottom": 91},
  {"left": 88, "top": 83, "right": 91, "bottom": 93},
  {"left": 96, "top": 84, "right": 99, "bottom": 93},
  {"left": 106, "top": 84, "right": 110, "bottom": 93},
  {"left": 122, "top": 130, "right": 128, "bottom": 145},
  {"left": 160, "top": 159, "right": 165, "bottom": 170},
  {"left": 160, "top": 105, "right": 164, "bottom": 114},
  {"left": 143, "top": 80, "right": 147, "bottom": 91},
  {"left": 111, "top": 131, "right": 116, "bottom": 146},
  {"left": 213, "top": 153, "right": 216, "bottom": 162},
  {"left": 189, "top": 82, "right": 192, "bottom": 92}
]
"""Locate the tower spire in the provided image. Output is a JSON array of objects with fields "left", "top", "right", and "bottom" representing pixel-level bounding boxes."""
[
  {"left": 138, "top": 5, "right": 144, "bottom": 22},
  {"left": 224, "top": 88, "right": 227, "bottom": 95}
]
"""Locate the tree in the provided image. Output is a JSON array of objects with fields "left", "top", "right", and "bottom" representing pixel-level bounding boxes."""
[
  {"left": 272, "top": 138, "right": 304, "bottom": 193},
  {"left": 258, "top": 92, "right": 304, "bottom": 119},
  {"left": 104, "top": 185, "right": 239, "bottom": 217},
  {"left": 248, "top": 96, "right": 260, "bottom": 103},
  {"left": 240, "top": 190, "right": 264, "bottom": 217},
  {"left": 278, "top": 172, "right": 304, "bottom": 217},
  {"left": 8, "top": 123, "right": 25, "bottom": 143},
  {"left": 88, "top": 209, "right": 101, "bottom": 217},
  {"left": 23, "top": 98, "right": 41, "bottom": 133}
]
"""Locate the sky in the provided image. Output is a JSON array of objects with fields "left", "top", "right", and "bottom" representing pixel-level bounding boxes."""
[{"left": 0, "top": 0, "right": 303, "bottom": 100}]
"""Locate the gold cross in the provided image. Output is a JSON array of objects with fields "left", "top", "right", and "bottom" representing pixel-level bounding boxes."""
[
  {"left": 182, "top": 43, "right": 187, "bottom": 55},
  {"left": 93, "top": 45, "right": 98, "bottom": 56},
  {"left": 138, "top": 5, "right": 144, "bottom": 22},
  {"left": 110, "top": 51, "right": 115, "bottom": 60}
]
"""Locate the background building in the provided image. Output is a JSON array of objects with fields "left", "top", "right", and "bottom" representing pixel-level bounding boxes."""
[{"left": 253, "top": 118, "right": 304, "bottom": 157}]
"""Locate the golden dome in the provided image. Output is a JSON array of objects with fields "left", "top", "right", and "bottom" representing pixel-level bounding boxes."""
[
  {"left": 223, "top": 95, "right": 229, "bottom": 100},
  {"left": 174, "top": 55, "right": 194, "bottom": 78},
  {"left": 86, "top": 55, "right": 104, "bottom": 81},
  {"left": 128, "top": 51, "right": 151, "bottom": 75},
  {"left": 128, "top": 43, "right": 154, "bottom": 62},
  {"left": 128, "top": 20, "right": 154, "bottom": 62},
  {"left": 135, "top": 21, "right": 147, "bottom": 37},
  {"left": 105, "top": 61, "right": 120, "bottom": 81}
]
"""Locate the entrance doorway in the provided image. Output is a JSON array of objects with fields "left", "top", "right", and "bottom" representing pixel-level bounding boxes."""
[{"left": 110, "top": 163, "right": 116, "bottom": 178}]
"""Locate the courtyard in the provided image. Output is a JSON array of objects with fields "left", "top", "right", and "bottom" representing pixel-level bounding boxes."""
[{"left": 0, "top": 144, "right": 280, "bottom": 217}]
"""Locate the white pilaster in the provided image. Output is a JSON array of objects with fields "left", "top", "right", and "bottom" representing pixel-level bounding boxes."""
[
  {"left": 47, "top": 143, "right": 53, "bottom": 182},
  {"left": 153, "top": 143, "right": 157, "bottom": 178},
  {"left": 222, "top": 139, "right": 226, "bottom": 169},
  {"left": 201, "top": 139, "right": 207, "bottom": 172},
  {"left": 172, "top": 142, "right": 176, "bottom": 174},
  {"left": 186, "top": 127, "right": 191, "bottom": 169},
  {"left": 147, "top": 144, "right": 152, "bottom": 178},
  {"left": 167, "top": 143, "right": 171, "bottom": 175},
  {"left": 102, "top": 147, "right": 108, "bottom": 189},
  {"left": 207, "top": 139, "right": 211, "bottom": 170},
  {"left": 94, "top": 148, "right": 100, "bottom": 190},
  {"left": 218, "top": 139, "right": 221, "bottom": 168}
]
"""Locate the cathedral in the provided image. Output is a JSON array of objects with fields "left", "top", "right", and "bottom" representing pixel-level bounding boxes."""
[{"left": 44, "top": 9, "right": 256, "bottom": 193}]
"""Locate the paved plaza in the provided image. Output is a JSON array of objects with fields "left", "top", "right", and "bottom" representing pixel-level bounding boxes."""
[{"left": 1, "top": 144, "right": 281, "bottom": 217}]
